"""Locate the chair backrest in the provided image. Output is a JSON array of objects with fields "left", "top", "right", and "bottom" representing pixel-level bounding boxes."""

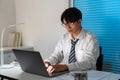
[{"left": 96, "top": 46, "right": 103, "bottom": 71}]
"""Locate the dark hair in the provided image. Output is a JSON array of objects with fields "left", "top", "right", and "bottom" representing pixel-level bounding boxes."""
[{"left": 61, "top": 7, "right": 82, "bottom": 24}]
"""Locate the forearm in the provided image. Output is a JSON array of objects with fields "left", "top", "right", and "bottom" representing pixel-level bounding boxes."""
[{"left": 47, "top": 64, "right": 69, "bottom": 73}]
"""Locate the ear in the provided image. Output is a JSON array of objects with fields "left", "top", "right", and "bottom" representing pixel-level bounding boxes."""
[{"left": 78, "top": 19, "right": 82, "bottom": 23}]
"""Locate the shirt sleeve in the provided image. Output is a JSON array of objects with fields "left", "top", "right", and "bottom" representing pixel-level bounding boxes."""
[{"left": 44, "top": 39, "right": 64, "bottom": 65}]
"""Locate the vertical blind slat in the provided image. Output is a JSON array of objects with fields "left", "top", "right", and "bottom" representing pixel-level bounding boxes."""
[{"left": 73, "top": 0, "right": 120, "bottom": 74}]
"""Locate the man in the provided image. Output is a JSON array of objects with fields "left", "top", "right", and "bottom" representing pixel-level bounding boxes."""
[{"left": 44, "top": 7, "right": 99, "bottom": 74}]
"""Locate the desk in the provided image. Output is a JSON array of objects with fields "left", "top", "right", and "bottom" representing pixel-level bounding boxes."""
[{"left": 0, "top": 67, "right": 120, "bottom": 80}]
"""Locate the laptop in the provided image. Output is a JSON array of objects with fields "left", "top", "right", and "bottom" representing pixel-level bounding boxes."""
[{"left": 12, "top": 49, "right": 68, "bottom": 77}]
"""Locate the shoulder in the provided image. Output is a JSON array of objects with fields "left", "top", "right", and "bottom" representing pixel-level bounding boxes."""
[
  {"left": 62, "top": 32, "right": 70, "bottom": 40},
  {"left": 82, "top": 29, "right": 97, "bottom": 40},
  {"left": 57, "top": 33, "right": 69, "bottom": 40},
  {"left": 58, "top": 32, "right": 70, "bottom": 44}
]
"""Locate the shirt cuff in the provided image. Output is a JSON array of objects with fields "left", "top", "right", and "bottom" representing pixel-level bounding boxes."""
[{"left": 44, "top": 59, "right": 53, "bottom": 64}]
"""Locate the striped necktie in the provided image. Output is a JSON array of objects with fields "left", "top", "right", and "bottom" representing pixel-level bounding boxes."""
[{"left": 68, "top": 39, "right": 79, "bottom": 63}]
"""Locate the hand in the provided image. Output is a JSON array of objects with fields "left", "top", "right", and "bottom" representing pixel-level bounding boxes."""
[
  {"left": 44, "top": 62, "right": 51, "bottom": 68},
  {"left": 47, "top": 64, "right": 68, "bottom": 74}
]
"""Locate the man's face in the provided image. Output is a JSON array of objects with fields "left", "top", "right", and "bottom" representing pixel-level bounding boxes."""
[{"left": 62, "top": 19, "right": 82, "bottom": 35}]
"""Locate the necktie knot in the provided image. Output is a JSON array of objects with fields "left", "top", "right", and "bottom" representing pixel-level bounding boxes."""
[{"left": 71, "top": 39, "right": 79, "bottom": 45}]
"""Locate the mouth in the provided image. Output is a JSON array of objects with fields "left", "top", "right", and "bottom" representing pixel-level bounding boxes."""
[{"left": 68, "top": 30, "right": 73, "bottom": 32}]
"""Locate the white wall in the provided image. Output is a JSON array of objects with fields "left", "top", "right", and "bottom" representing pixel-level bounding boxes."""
[
  {"left": 0, "top": 0, "right": 16, "bottom": 46},
  {"left": 15, "top": 0, "right": 68, "bottom": 58}
]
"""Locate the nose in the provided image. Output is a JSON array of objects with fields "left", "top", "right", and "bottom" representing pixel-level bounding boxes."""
[{"left": 66, "top": 24, "right": 72, "bottom": 28}]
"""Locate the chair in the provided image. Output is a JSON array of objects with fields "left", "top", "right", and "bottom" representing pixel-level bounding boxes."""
[{"left": 96, "top": 46, "right": 104, "bottom": 71}]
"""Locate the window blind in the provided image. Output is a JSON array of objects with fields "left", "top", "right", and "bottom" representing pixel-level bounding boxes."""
[{"left": 73, "top": 0, "right": 120, "bottom": 74}]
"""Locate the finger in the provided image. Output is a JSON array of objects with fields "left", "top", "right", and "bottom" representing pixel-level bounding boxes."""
[
  {"left": 47, "top": 66, "right": 53, "bottom": 73},
  {"left": 47, "top": 66, "right": 56, "bottom": 74},
  {"left": 50, "top": 68, "right": 55, "bottom": 73},
  {"left": 45, "top": 63, "right": 49, "bottom": 68}
]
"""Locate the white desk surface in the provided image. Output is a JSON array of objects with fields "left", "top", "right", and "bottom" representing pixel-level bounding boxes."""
[{"left": 0, "top": 67, "right": 120, "bottom": 80}]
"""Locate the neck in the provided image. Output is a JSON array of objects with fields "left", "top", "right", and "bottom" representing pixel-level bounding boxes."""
[{"left": 72, "top": 27, "right": 82, "bottom": 40}]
